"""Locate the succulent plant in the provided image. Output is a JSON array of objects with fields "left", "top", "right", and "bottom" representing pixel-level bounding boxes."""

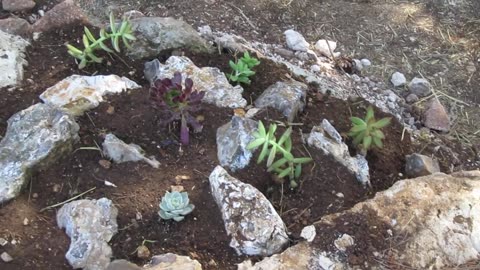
[
  {"left": 66, "top": 13, "right": 136, "bottom": 69},
  {"left": 158, "top": 191, "right": 195, "bottom": 222},
  {"left": 348, "top": 106, "right": 391, "bottom": 153},
  {"left": 227, "top": 51, "right": 260, "bottom": 85},
  {"left": 150, "top": 72, "right": 205, "bottom": 145},
  {"left": 247, "top": 121, "right": 312, "bottom": 188}
]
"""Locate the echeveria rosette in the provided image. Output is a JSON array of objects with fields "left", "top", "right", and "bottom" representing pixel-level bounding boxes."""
[
  {"left": 159, "top": 191, "right": 195, "bottom": 222},
  {"left": 150, "top": 72, "right": 205, "bottom": 145}
]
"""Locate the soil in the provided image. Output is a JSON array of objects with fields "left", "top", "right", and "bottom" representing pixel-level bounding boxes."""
[{"left": 0, "top": 0, "right": 479, "bottom": 269}]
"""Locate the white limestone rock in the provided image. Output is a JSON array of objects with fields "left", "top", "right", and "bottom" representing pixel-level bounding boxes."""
[
  {"left": 102, "top": 134, "right": 160, "bottom": 168},
  {"left": 0, "top": 30, "right": 29, "bottom": 88}
]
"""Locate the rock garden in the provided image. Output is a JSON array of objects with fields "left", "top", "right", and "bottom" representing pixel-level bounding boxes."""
[{"left": 0, "top": 0, "right": 479, "bottom": 269}]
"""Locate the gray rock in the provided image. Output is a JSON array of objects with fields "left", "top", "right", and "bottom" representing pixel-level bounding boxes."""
[
  {"left": 144, "top": 57, "right": 247, "bottom": 108},
  {"left": 273, "top": 47, "right": 295, "bottom": 59},
  {"left": 408, "top": 77, "right": 431, "bottom": 97},
  {"left": 405, "top": 153, "right": 440, "bottom": 178},
  {"left": 310, "top": 64, "right": 321, "bottom": 73},
  {"left": 360, "top": 59, "right": 371, "bottom": 67},
  {"left": 2, "top": 0, "right": 35, "bottom": 12},
  {"left": 0, "top": 104, "right": 79, "bottom": 204},
  {"left": 57, "top": 198, "right": 118, "bottom": 270},
  {"left": 1, "top": 251, "right": 13, "bottom": 262},
  {"left": 300, "top": 225, "right": 316, "bottom": 242},
  {"left": 209, "top": 166, "right": 288, "bottom": 256},
  {"left": 216, "top": 116, "right": 257, "bottom": 171},
  {"left": 108, "top": 253, "right": 202, "bottom": 270},
  {"left": 406, "top": 93, "right": 419, "bottom": 104},
  {"left": 284, "top": 29, "right": 309, "bottom": 52},
  {"left": 40, "top": 75, "right": 140, "bottom": 116},
  {"left": 314, "top": 39, "right": 337, "bottom": 57},
  {"left": 127, "top": 17, "right": 212, "bottom": 59},
  {"left": 102, "top": 134, "right": 160, "bottom": 168},
  {"left": 352, "top": 59, "right": 363, "bottom": 72},
  {"left": 307, "top": 119, "right": 370, "bottom": 186},
  {"left": 391, "top": 71, "right": 406, "bottom": 87},
  {"left": 254, "top": 81, "right": 307, "bottom": 122},
  {"left": 0, "top": 17, "right": 31, "bottom": 37},
  {"left": 423, "top": 98, "right": 450, "bottom": 132},
  {"left": 0, "top": 30, "right": 29, "bottom": 88}
]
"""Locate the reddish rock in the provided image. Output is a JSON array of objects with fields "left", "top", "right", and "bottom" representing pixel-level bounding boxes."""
[
  {"left": 32, "top": 0, "right": 91, "bottom": 33},
  {"left": 2, "top": 0, "right": 35, "bottom": 12},
  {"left": 423, "top": 98, "right": 450, "bottom": 132},
  {"left": 0, "top": 17, "right": 32, "bottom": 37}
]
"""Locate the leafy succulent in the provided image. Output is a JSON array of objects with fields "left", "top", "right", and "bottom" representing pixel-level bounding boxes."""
[
  {"left": 150, "top": 72, "right": 205, "bottom": 145},
  {"left": 66, "top": 13, "right": 136, "bottom": 69},
  {"left": 348, "top": 106, "right": 391, "bottom": 153},
  {"left": 158, "top": 191, "right": 195, "bottom": 222},
  {"left": 247, "top": 121, "right": 312, "bottom": 188},
  {"left": 227, "top": 51, "right": 260, "bottom": 84}
]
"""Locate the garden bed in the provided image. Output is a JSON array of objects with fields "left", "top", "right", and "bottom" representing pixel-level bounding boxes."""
[{"left": 0, "top": 22, "right": 415, "bottom": 269}]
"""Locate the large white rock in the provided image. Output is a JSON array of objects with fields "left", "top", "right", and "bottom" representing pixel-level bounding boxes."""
[
  {"left": 209, "top": 166, "right": 288, "bottom": 256},
  {"left": 144, "top": 57, "right": 247, "bottom": 108},
  {"left": 307, "top": 119, "right": 370, "bottom": 186},
  {"left": 216, "top": 116, "right": 257, "bottom": 171},
  {"left": 57, "top": 198, "right": 118, "bottom": 270},
  {"left": 284, "top": 29, "right": 310, "bottom": 52},
  {"left": 0, "top": 30, "right": 29, "bottom": 88},
  {"left": 0, "top": 103, "right": 79, "bottom": 204},
  {"left": 39, "top": 75, "right": 140, "bottom": 116},
  {"left": 240, "top": 171, "right": 480, "bottom": 269}
]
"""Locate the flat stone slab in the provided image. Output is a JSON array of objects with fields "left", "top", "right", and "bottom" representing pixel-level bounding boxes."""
[
  {"left": 0, "top": 103, "right": 79, "bottom": 204},
  {"left": 39, "top": 74, "right": 140, "bottom": 116}
]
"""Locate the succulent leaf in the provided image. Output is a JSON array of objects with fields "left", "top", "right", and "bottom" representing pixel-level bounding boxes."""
[{"left": 158, "top": 191, "right": 194, "bottom": 222}]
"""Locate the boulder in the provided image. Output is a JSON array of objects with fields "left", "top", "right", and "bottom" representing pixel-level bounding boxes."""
[
  {"left": 284, "top": 30, "right": 309, "bottom": 52},
  {"left": 423, "top": 98, "right": 450, "bottom": 132},
  {"left": 102, "top": 133, "right": 160, "bottom": 168},
  {"left": 39, "top": 75, "right": 140, "bottom": 116},
  {"left": 307, "top": 119, "right": 370, "bottom": 186},
  {"left": 0, "top": 30, "right": 29, "bottom": 88},
  {"left": 0, "top": 103, "right": 79, "bottom": 204},
  {"left": 405, "top": 153, "right": 440, "bottom": 177},
  {"left": 144, "top": 57, "right": 247, "bottom": 108},
  {"left": 209, "top": 166, "right": 288, "bottom": 256},
  {"left": 127, "top": 17, "right": 212, "bottom": 59},
  {"left": 57, "top": 198, "right": 118, "bottom": 270},
  {"left": 216, "top": 116, "right": 257, "bottom": 171},
  {"left": 254, "top": 81, "right": 308, "bottom": 122}
]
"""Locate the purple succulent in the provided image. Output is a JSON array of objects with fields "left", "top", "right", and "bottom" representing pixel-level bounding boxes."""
[{"left": 150, "top": 72, "right": 205, "bottom": 145}]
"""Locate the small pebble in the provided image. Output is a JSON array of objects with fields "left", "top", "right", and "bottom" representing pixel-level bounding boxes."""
[
  {"left": 137, "top": 245, "right": 150, "bottom": 259},
  {"left": 32, "top": 193, "right": 38, "bottom": 198},
  {"left": 98, "top": 159, "right": 112, "bottom": 169},
  {"left": 1, "top": 252, "right": 13, "bottom": 262},
  {"left": 52, "top": 184, "right": 61, "bottom": 193},
  {"left": 336, "top": 192, "right": 344, "bottom": 198},
  {"left": 23, "top": 218, "right": 29, "bottom": 226},
  {"left": 38, "top": 10, "right": 45, "bottom": 17},
  {"left": 0, "top": 238, "right": 7, "bottom": 246},
  {"left": 170, "top": 185, "right": 184, "bottom": 192}
]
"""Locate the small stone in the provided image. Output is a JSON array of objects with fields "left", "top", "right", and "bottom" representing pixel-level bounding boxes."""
[
  {"left": 135, "top": 212, "right": 142, "bottom": 220},
  {"left": 334, "top": 234, "right": 355, "bottom": 252},
  {"left": 32, "top": 193, "right": 38, "bottom": 198},
  {"left": 314, "top": 39, "right": 337, "bottom": 57},
  {"left": 353, "top": 59, "right": 363, "bottom": 72},
  {"left": 406, "top": 93, "right": 419, "bottom": 104},
  {"left": 1, "top": 252, "right": 13, "bottom": 262},
  {"left": 336, "top": 192, "right": 344, "bottom": 198},
  {"left": 408, "top": 77, "right": 431, "bottom": 97},
  {"left": 351, "top": 74, "right": 361, "bottom": 82},
  {"left": 391, "top": 72, "right": 407, "bottom": 87},
  {"left": 0, "top": 238, "right": 8, "bottom": 246},
  {"left": 170, "top": 185, "right": 184, "bottom": 192},
  {"left": 99, "top": 159, "right": 112, "bottom": 169},
  {"left": 106, "top": 106, "right": 115, "bottom": 114},
  {"left": 102, "top": 134, "right": 160, "bottom": 168},
  {"left": 53, "top": 184, "right": 61, "bottom": 193},
  {"left": 405, "top": 153, "right": 440, "bottom": 178},
  {"left": 274, "top": 47, "right": 295, "bottom": 59},
  {"left": 310, "top": 64, "right": 321, "bottom": 72},
  {"left": 38, "top": 10, "right": 45, "bottom": 17},
  {"left": 360, "top": 59, "right": 371, "bottom": 67},
  {"left": 423, "top": 99, "right": 450, "bottom": 132},
  {"left": 23, "top": 217, "right": 29, "bottom": 226},
  {"left": 300, "top": 225, "right": 316, "bottom": 242},
  {"left": 2, "top": 0, "right": 36, "bottom": 12},
  {"left": 284, "top": 29, "right": 310, "bottom": 52},
  {"left": 137, "top": 245, "right": 150, "bottom": 259}
]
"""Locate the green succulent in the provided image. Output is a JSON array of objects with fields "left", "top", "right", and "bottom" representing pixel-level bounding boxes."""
[
  {"left": 158, "top": 191, "right": 195, "bottom": 222},
  {"left": 227, "top": 51, "right": 260, "bottom": 85},
  {"left": 247, "top": 121, "right": 312, "bottom": 188},
  {"left": 348, "top": 106, "right": 391, "bottom": 152},
  {"left": 66, "top": 13, "right": 136, "bottom": 69}
]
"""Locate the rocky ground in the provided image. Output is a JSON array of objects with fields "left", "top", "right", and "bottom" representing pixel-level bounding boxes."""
[{"left": 0, "top": 0, "right": 479, "bottom": 269}]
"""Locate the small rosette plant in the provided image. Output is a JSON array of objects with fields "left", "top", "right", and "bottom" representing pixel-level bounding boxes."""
[
  {"left": 150, "top": 72, "right": 205, "bottom": 145},
  {"left": 227, "top": 51, "right": 260, "bottom": 84},
  {"left": 158, "top": 191, "right": 195, "bottom": 222},
  {"left": 348, "top": 106, "right": 391, "bottom": 153}
]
